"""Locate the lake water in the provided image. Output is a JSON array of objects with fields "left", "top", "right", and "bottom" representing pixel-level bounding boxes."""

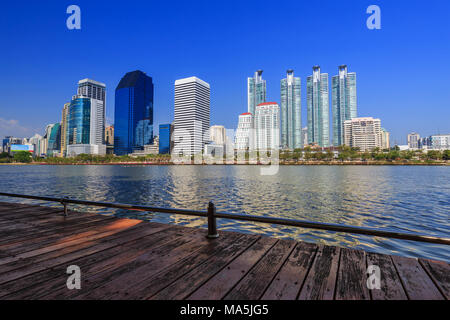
[{"left": 0, "top": 165, "right": 449, "bottom": 262}]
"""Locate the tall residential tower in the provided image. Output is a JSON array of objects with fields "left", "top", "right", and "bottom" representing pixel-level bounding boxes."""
[
  {"left": 247, "top": 70, "right": 266, "bottom": 115},
  {"left": 307, "top": 66, "right": 329, "bottom": 147},
  {"left": 280, "top": 70, "right": 301, "bottom": 149},
  {"left": 332, "top": 65, "right": 357, "bottom": 146}
]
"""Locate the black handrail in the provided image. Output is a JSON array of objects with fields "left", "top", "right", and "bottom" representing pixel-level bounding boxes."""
[{"left": 0, "top": 191, "right": 449, "bottom": 245}]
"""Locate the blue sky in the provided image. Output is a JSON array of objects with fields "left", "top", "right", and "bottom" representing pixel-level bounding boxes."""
[{"left": 0, "top": 0, "right": 449, "bottom": 145}]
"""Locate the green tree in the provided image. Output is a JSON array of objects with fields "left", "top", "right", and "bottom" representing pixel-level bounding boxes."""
[
  {"left": 13, "top": 151, "right": 32, "bottom": 163},
  {"left": 443, "top": 150, "right": 450, "bottom": 160}
]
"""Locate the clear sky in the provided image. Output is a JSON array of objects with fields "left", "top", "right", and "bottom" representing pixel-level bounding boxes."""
[{"left": 0, "top": 0, "right": 449, "bottom": 145}]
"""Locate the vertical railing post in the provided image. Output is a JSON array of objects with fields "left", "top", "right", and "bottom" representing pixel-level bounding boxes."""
[
  {"left": 206, "top": 201, "right": 219, "bottom": 239},
  {"left": 61, "top": 197, "right": 69, "bottom": 217}
]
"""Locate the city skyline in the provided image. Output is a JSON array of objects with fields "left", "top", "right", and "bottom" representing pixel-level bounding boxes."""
[{"left": 1, "top": 1, "right": 449, "bottom": 144}]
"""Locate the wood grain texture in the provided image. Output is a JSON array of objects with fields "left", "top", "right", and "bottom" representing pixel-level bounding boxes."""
[{"left": 0, "top": 202, "right": 447, "bottom": 300}]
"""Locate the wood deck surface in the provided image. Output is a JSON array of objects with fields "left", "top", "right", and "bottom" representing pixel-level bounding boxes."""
[{"left": 0, "top": 201, "right": 448, "bottom": 300}]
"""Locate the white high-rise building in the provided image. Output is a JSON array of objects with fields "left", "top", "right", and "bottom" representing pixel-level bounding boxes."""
[
  {"left": 235, "top": 112, "right": 254, "bottom": 150},
  {"left": 77, "top": 79, "right": 106, "bottom": 103},
  {"left": 381, "top": 128, "right": 390, "bottom": 150},
  {"left": 255, "top": 102, "right": 279, "bottom": 151},
  {"left": 173, "top": 77, "right": 210, "bottom": 156},
  {"left": 344, "top": 117, "right": 382, "bottom": 151},
  {"left": 407, "top": 133, "right": 420, "bottom": 149}
]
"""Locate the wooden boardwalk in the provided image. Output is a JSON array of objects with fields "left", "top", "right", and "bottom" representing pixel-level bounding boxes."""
[{"left": 0, "top": 201, "right": 448, "bottom": 300}]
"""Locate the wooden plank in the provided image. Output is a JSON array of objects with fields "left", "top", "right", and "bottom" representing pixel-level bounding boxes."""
[
  {"left": 419, "top": 258, "right": 450, "bottom": 299},
  {"left": 0, "top": 219, "right": 143, "bottom": 268},
  {"left": 187, "top": 236, "right": 277, "bottom": 300},
  {"left": 1, "top": 225, "right": 201, "bottom": 299},
  {"left": 0, "top": 216, "right": 118, "bottom": 251},
  {"left": 261, "top": 241, "right": 317, "bottom": 300},
  {"left": 224, "top": 239, "right": 296, "bottom": 300},
  {"left": 74, "top": 232, "right": 246, "bottom": 300},
  {"left": 0, "top": 221, "right": 170, "bottom": 285},
  {"left": 366, "top": 252, "right": 407, "bottom": 300},
  {"left": 297, "top": 245, "right": 340, "bottom": 300},
  {"left": 391, "top": 255, "right": 444, "bottom": 300},
  {"left": 149, "top": 235, "right": 261, "bottom": 300},
  {"left": 335, "top": 248, "right": 370, "bottom": 300}
]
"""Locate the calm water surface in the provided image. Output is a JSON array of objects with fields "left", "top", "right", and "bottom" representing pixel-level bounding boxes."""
[{"left": 0, "top": 165, "right": 449, "bottom": 262}]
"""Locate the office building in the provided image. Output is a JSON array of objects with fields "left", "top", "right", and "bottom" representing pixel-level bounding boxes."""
[
  {"left": 173, "top": 76, "right": 210, "bottom": 156},
  {"left": 344, "top": 117, "right": 382, "bottom": 151},
  {"left": 159, "top": 123, "right": 172, "bottom": 154},
  {"left": 381, "top": 128, "right": 390, "bottom": 150},
  {"left": 46, "top": 123, "right": 61, "bottom": 157},
  {"left": 235, "top": 112, "right": 254, "bottom": 150},
  {"left": 332, "top": 65, "right": 357, "bottom": 146},
  {"left": 77, "top": 79, "right": 106, "bottom": 103},
  {"left": 114, "top": 70, "right": 154, "bottom": 155},
  {"left": 407, "top": 133, "right": 420, "bottom": 149},
  {"left": 210, "top": 125, "right": 226, "bottom": 145},
  {"left": 430, "top": 134, "right": 450, "bottom": 150},
  {"left": 255, "top": 102, "right": 279, "bottom": 151},
  {"left": 248, "top": 70, "right": 266, "bottom": 115},
  {"left": 61, "top": 102, "right": 70, "bottom": 156},
  {"left": 307, "top": 66, "right": 330, "bottom": 147},
  {"left": 105, "top": 125, "right": 114, "bottom": 145},
  {"left": 66, "top": 92, "right": 106, "bottom": 156},
  {"left": 280, "top": 70, "right": 301, "bottom": 149}
]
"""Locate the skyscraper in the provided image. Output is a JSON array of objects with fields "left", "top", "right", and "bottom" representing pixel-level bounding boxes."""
[
  {"left": 114, "top": 70, "right": 154, "bottom": 155},
  {"left": 280, "top": 70, "right": 301, "bottom": 149},
  {"left": 173, "top": 77, "right": 210, "bottom": 156},
  {"left": 60, "top": 102, "right": 70, "bottom": 156},
  {"left": 247, "top": 70, "right": 266, "bottom": 115},
  {"left": 381, "top": 128, "right": 390, "bottom": 150},
  {"left": 159, "top": 124, "right": 172, "bottom": 154},
  {"left": 46, "top": 123, "right": 61, "bottom": 157},
  {"left": 77, "top": 79, "right": 106, "bottom": 103},
  {"left": 66, "top": 93, "right": 106, "bottom": 156},
  {"left": 332, "top": 65, "right": 357, "bottom": 146},
  {"left": 307, "top": 66, "right": 330, "bottom": 147},
  {"left": 255, "top": 102, "right": 279, "bottom": 151}
]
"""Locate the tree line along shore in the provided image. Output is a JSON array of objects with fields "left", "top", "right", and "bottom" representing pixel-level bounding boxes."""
[{"left": 1, "top": 146, "right": 449, "bottom": 165}]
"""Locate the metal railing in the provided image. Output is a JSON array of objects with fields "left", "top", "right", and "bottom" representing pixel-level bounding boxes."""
[{"left": 0, "top": 191, "right": 449, "bottom": 245}]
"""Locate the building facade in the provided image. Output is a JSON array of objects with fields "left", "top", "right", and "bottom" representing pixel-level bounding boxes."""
[
  {"left": 159, "top": 123, "right": 172, "bottom": 154},
  {"left": 255, "top": 102, "right": 279, "bottom": 151},
  {"left": 307, "top": 66, "right": 330, "bottom": 147},
  {"left": 247, "top": 70, "right": 266, "bottom": 116},
  {"left": 210, "top": 125, "right": 226, "bottom": 145},
  {"left": 381, "top": 128, "right": 390, "bottom": 150},
  {"left": 66, "top": 93, "right": 106, "bottom": 156},
  {"left": 173, "top": 77, "right": 210, "bottom": 156},
  {"left": 105, "top": 125, "right": 114, "bottom": 146},
  {"left": 344, "top": 117, "right": 382, "bottom": 151},
  {"left": 430, "top": 134, "right": 450, "bottom": 150},
  {"left": 280, "top": 70, "right": 301, "bottom": 149},
  {"left": 46, "top": 123, "right": 61, "bottom": 157},
  {"left": 114, "top": 70, "right": 154, "bottom": 155},
  {"left": 235, "top": 112, "right": 254, "bottom": 150},
  {"left": 60, "top": 102, "right": 70, "bottom": 156},
  {"left": 407, "top": 133, "right": 420, "bottom": 149},
  {"left": 332, "top": 65, "right": 357, "bottom": 146}
]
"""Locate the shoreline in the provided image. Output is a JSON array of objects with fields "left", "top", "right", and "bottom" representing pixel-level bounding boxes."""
[{"left": 1, "top": 161, "right": 449, "bottom": 166}]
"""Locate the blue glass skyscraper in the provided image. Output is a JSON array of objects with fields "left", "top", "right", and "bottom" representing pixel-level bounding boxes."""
[
  {"left": 114, "top": 70, "right": 154, "bottom": 155},
  {"left": 159, "top": 123, "right": 172, "bottom": 154}
]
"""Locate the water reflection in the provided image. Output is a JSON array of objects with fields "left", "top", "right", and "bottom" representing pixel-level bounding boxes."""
[{"left": 0, "top": 164, "right": 448, "bottom": 262}]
